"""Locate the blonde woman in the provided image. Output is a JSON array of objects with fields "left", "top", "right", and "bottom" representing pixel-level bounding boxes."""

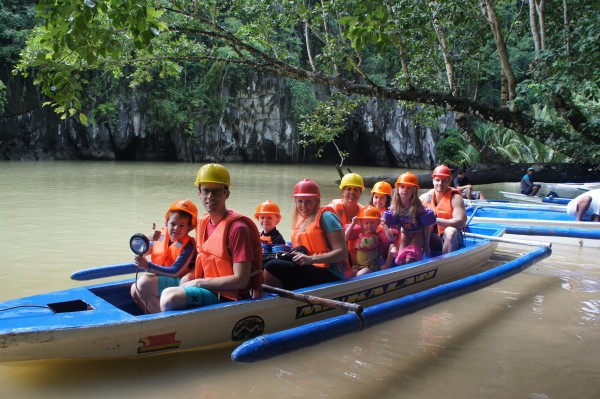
[{"left": 263, "top": 179, "right": 349, "bottom": 290}]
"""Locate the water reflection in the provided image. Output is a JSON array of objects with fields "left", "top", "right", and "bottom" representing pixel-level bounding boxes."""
[
  {"left": 419, "top": 311, "right": 453, "bottom": 356},
  {"left": 580, "top": 300, "right": 599, "bottom": 323}
]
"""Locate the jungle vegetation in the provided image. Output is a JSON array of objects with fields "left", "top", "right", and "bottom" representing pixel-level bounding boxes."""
[{"left": 5, "top": 0, "right": 600, "bottom": 166}]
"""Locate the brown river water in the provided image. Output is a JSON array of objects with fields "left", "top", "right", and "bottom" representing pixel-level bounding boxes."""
[{"left": 0, "top": 161, "right": 598, "bottom": 399}]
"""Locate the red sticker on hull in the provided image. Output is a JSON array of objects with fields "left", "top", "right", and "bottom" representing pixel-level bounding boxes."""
[{"left": 138, "top": 332, "right": 181, "bottom": 353}]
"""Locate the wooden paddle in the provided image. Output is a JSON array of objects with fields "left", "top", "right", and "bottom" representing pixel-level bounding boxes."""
[{"left": 261, "top": 284, "right": 363, "bottom": 315}]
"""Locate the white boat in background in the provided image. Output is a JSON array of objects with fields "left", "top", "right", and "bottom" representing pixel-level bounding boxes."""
[
  {"left": 546, "top": 182, "right": 600, "bottom": 192},
  {"left": 499, "top": 191, "right": 544, "bottom": 204},
  {"left": 498, "top": 191, "right": 570, "bottom": 205}
]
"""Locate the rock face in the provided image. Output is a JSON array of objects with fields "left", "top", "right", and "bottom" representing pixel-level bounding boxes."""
[{"left": 0, "top": 71, "right": 443, "bottom": 167}]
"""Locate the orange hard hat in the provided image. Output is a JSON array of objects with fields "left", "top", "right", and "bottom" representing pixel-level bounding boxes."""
[
  {"left": 395, "top": 172, "right": 420, "bottom": 189},
  {"left": 371, "top": 181, "right": 393, "bottom": 196},
  {"left": 254, "top": 200, "right": 282, "bottom": 219},
  {"left": 293, "top": 178, "right": 321, "bottom": 197},
  {"left": 432, "top": 165, "right": 452, "bottom": 178},
  {"left": 358, "top": 205, "right": 382, "bottom": 220},
  {"left": 165, "top": 199, "right": 198, "bottom": 228}
]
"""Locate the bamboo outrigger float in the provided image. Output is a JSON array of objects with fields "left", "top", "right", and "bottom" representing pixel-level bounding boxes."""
[{"left": 466, "top": 202, "right": 600, "bottom": 247}]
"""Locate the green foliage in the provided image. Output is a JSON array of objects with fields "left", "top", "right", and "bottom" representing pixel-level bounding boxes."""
[
  {"left": 15, "top": 0, "right": 167, "bottom": 121},
  {"left": 12, "top": 0, "right": 600, "bottom": 164},
  {"left": 0, "top": 0, "right": 37, "bottom": 66},
  {"left": 287, "top": 79, "right": 317, "bottom": 126},
  {"left": 298, "top": 94, "right": 362, "bottom": 166},
  {"left": 146, "top": 62, "right": 226, "bottom": 136},
  {"left": 435, "top": 129, "right": 468, "bottom": 167},
  {"left": 438, "top": 121, "right": 570, "bottom": 166}
]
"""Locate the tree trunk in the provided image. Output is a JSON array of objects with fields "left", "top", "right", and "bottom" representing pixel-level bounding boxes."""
[
  {"left": 480, "top": 0, "right": 517, "bottom": 103},
  {"left": 536, "top": 0, "right": 546, "bottom": 51},
  {"left": 386, "top": 1, "right": 412, "bottom": 88},
  {"left": 529, "top": 0, "right": 541, "bottom": 59},
  {"left": 428, "top": 0, "right": 457, "bottom": 96},
  {"left": 562, "top": 0, "right": 570, "bottom": 56}
]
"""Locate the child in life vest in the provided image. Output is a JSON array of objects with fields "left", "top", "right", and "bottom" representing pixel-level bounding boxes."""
[
  {"left": 130, "top": 200, "right": 198, "bottom": 310},
  {"left": 369, "top": 180, "right": 400, "bottom": 259},
  {"left": 254, "top": 200, "right": 286, "bottom": 249},
  {"left": 383, "top": 172, "right": 436, "bottom": 266},
  {"left": 345, "top": 206, "right": 394, "bottom": 276}
]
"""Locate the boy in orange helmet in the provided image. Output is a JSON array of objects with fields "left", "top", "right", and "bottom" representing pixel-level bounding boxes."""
[
  {"left": 130, "top": 200, "right": 198, "bottom": 313},
  {"left": 254, "top": 200, "right": 286, "bottom": 250}
]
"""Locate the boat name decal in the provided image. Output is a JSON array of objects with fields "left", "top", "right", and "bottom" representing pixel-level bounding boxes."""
[
  {"left": 295, "top": 268, "right": 438, "bottom": 319},
  {"left": 232, "top": 315, "right": 265, "bottom": 341},
  {"left": 137, "top": 332, "right": 181, "bottom": 354}
]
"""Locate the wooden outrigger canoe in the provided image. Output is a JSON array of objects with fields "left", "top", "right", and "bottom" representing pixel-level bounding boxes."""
[
  {"left": 0, "top": 225, "right": 542, "bottom": 363},
  {"left": 466, "top": 202, "right": 600, "bottom": 247}
]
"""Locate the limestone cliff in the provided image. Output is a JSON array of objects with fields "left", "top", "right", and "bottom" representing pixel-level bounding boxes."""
[{"left": 0, "top": 71, "right": 443, "bottom": 168}]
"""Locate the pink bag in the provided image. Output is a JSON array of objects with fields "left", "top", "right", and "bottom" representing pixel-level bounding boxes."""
[{"left": 395, "top": 244, "right": 424, "bottom": 265}]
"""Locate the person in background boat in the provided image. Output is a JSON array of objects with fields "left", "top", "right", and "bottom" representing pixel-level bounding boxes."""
[
  {"left": 383, "top": 172, "right": 435, "bottom": 266},
  {"left": 329, "top": 172, "right": 365, "bottom": 266},
  {"left": 345, "top": 206, "right": 394, "bottom": 276},
  {"left": 566, "top": 188, "right": 600, "bottom": 222},
  {"left": 520, "top": 167, "right": 542, "bottom": 196},
  {"left": 263, "top": 178, "right": 349, "bottom": 290},
  {"left": 254, "top": 200, "right": 287, "bottom": 253},
  {"left": 130, "top": 199, "right": 198, "bottom": 313},
  {"left": 420, "top": 165, "right": 467, "bottom": 254},
  {"left": 135, "top": 164, "right": 263, "bottom": 313},
  {"left": 453, "top": 167, "right": 486, "bottom": 200}
]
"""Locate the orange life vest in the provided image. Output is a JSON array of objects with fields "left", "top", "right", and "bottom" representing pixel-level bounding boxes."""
[
  {"left": 422, "top": 188, "right": 462, "bottom": 234},
  {"left": 329, "top": 199, "right": 364, "bottom": 265},
  {"left": 329, "top": 199, "right": 364, "bottom": 226},
  {"left": 151, "top": 227, "right": 194, "bottom": 267},
  {"left": 291, "top": 206, "right": 348, "bottom": 277},
  {"left": 195, "top": 210, "right": 263, "bottom": 301}
]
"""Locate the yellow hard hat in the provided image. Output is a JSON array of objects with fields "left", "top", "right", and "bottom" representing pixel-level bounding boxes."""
[
  {"left": 339, "top": 173, "right": 365, "bottom": 190},
  {"left": 194, "top": 163, "right": 231, "bottom": 187}
]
